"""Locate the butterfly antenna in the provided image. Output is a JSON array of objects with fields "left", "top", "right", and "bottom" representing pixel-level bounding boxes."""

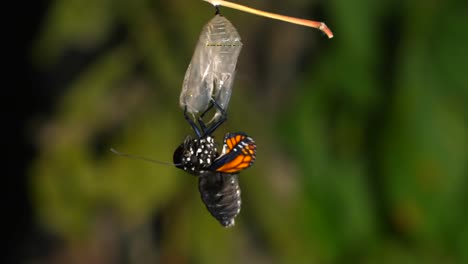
[{"left": 110, "top": 148, "right": 180, "bottom": 166}]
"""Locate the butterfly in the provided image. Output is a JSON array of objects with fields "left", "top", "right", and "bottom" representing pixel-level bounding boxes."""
[{"left": 173, "top": 99, "right": 256, "bottom": 227}]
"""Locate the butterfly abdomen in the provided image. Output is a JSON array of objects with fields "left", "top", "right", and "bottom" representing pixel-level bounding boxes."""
[{"left": 198, "top": 172, "right": 241, "bottom": 227}]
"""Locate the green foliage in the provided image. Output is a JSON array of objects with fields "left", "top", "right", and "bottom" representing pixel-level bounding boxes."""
[{"left": 30, "top": 0, "right": 468, "bottom": 263}]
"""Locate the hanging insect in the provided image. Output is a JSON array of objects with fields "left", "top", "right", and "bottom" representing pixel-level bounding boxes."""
[
  {"left": 179, "top": 11, "right": 243, "bottom": 124},
  {"left": 173, "top": 99, "right": 256, "bottom": 227},
  {"left": 112, "top": 99, "right": 256, "bottom": 227},
  {"left": 113, "top": 0, "right": 334, "bottom": 228}
]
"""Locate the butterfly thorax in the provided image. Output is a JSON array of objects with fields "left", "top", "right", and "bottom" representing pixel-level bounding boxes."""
[{"left": 173, "top": 135, "right": 218, "bottom": 175}]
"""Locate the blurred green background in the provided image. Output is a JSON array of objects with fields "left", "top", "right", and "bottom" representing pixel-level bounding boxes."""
[{"left": 25, "top": 0, "right": 468, "bottom": 263}]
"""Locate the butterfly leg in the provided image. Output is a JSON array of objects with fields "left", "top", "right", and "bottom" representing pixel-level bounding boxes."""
[
  {"left": 197, "top": 101, "right": 216, "bottom": 134},
  {"left": 203, "top": 98, "right": 227, "bottom": 136},
  {"left": 184, "top": 106, "right": 202, "bottom": 138}
]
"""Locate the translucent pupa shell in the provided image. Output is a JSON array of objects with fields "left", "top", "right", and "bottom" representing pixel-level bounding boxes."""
[{"left": 180, "top": 15, "right": 243, "bottom": 122}]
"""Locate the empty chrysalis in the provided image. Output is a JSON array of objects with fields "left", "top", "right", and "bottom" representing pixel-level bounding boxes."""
[
  {"left": 181, "top": 1, "right": 333, "bottom": 122},
  {"left": 180, "top": 14, "right": 242, "bottom": 123}
]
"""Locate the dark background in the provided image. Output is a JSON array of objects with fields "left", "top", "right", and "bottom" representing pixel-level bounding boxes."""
[
  {"left": 9, "top": 0, "right": 468, "bottom": 263},
  {"left": 10, "top": 0, "right": 49, "bottom": 262}
]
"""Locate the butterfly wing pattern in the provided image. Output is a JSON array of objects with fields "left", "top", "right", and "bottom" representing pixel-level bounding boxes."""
[{"left": 210, "top": 132, "right": 256, "bottom": 173}]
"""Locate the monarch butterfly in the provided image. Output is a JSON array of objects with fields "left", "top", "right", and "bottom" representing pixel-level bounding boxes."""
[
  {"left": 173, "top": 99, "right": 256, "bottom": 227},
  {"left": 111, "top": 100, "right": 255, "bottom": 227},
  {"left": 180, "top": 13, "right": 242, "bottom": 123},
  {"left": 174, "top": 131, "right": 253, "bottom": 227},
  {"left": 113, "top": 101, "right": 255, "bottom": 227},
  {"left": 173, "top": 100, "right": 256, "bottom": 175}
]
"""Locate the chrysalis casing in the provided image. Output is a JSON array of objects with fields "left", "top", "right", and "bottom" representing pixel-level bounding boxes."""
[{"left": 180, "top": 15, "right": 242, "bottom": 122}]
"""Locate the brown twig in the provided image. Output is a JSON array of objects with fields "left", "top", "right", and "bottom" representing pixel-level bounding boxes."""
[{"left": 204, "top": 0, "right": 334, "bottom": 38}]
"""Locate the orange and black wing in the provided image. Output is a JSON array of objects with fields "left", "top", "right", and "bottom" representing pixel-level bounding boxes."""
[{"left": 209, "top": 132, "right": 256, "bottom": 174}]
